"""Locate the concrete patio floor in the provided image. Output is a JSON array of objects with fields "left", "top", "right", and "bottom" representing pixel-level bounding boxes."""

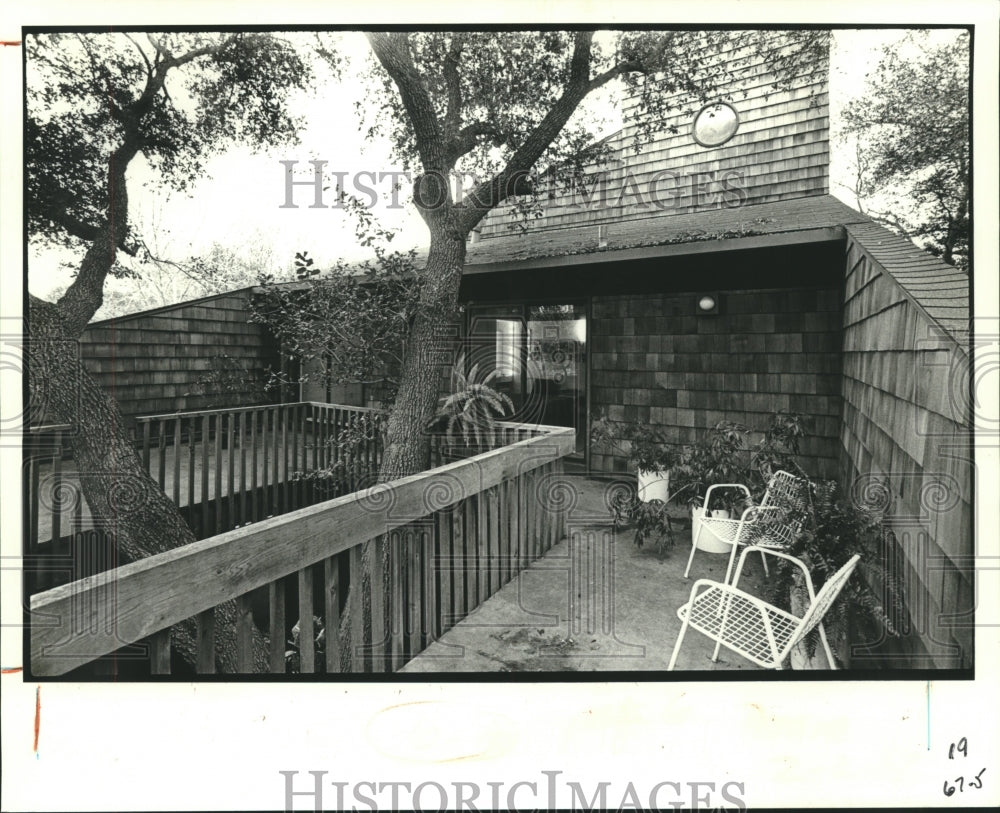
[{"left": 402, "top": 474, "right": 768, "bottom": 673}]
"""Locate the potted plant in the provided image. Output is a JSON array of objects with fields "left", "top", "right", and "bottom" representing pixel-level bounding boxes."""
[
  {"left": 591, "top": 416, "right": 678, "bottom": 502},
  {"left": 428, "top": 354, "right": 514, "bottom": 461}
]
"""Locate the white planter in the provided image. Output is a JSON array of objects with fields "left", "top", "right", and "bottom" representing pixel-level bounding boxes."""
[
  {"left": 637, "top": 469, "right": 670, "bottom": 503},
  {"left": 691, "top": 506, "right": 733, "bottom": 554}
]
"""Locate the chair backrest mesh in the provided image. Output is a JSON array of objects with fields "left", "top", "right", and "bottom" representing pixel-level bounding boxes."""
[
  {"left": 786, "top": 554, "right": 861, "bottom": 651},
  {"left": 744, "top": 506, "right": 800, "bottom": 548},
  {"left": 761, "top": 471, "right": 807, "bottom": 512}
]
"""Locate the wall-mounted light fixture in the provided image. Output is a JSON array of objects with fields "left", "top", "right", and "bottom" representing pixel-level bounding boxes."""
[{"left": 695, "top": 292, "right": 720, "bottom": 316}]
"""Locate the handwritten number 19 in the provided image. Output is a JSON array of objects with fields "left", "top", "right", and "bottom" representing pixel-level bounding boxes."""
[{"left": 948, "top": 737, "right": 968, "bottom": 759}]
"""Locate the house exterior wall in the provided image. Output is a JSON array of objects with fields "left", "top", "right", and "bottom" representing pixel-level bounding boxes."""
[
  {"left": 480, "top": 33, "right": 829, "bottom": 238},
  {"left": 839, "top": 237, "right": 973, "bottom": 670},
  {"left": 589, "top": 285, "right": 843, "bottom": 480},
  {"left": 80, "top": 290, "right": 283, "bottom": 421}
]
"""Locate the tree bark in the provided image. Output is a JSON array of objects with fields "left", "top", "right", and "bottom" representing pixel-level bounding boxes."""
[{"left": 29, "top": 300, "right": 269, "bottom": 674}]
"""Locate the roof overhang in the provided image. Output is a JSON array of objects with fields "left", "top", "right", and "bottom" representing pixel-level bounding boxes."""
[{"left": 463, "top": 226, "right": 846, "bottom": 276}]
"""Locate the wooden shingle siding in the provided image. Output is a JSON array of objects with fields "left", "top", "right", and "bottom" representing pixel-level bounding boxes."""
[
  {"left": 480, "top": 34, "right": 829, "bottom": 238},
  {"left": 591, "top": 285, "right": 842, "bottom": 479},
  {"left": 80, "top": 289, "right": 282, "bottom": 421},
  {"left": 838, "top": 229, "right": 972, "bottom": 669}
]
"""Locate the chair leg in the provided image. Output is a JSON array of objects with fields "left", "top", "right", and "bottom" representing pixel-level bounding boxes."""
[
  {"left": 759, "top": 548, "right": 769, "bottom": 577},
  {"left": 683, "top": 539, "right": 699, "bottom": 579},
  {"left": 817, "top": 622, "right": 836, "bottom": 669},
  {"left": 668, "top": 615, "right": 691, "bottom": 671},
  {"left": 721, "top": 542, "right": 740, "bottom": 585}
]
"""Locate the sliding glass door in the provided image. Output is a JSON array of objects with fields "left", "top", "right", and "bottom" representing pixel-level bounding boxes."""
[{"left": 467, "top": 303, "right": 587, "bottom": 455}]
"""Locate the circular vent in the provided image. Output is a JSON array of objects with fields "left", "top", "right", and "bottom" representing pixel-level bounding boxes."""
[{"left": 692, "top": 101, "right": 740, "bottom": 148}]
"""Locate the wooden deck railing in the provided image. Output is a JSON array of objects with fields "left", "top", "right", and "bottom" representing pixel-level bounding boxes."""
[
  {"left": 134, "top": 401, "right": 383, "bottom": 538},
  {"left": 29, "top": 423, "right": 575, "bottom": 676},
  {"left": 25, "top": 402, "right": 383, "bottom": 581}
]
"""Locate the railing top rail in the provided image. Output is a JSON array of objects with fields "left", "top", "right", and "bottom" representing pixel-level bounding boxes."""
[
  {"left": 136, "top": 400, "right": 388, "bottom": 422},
  {"left": 28, "top": 423, "right": 72, "bottom": 433},
  {"left": 30, "top": 425, "right": 575, "bottom": 675},
  {"left": 302, "top": 401, "right": 386, "bottom": 414}
]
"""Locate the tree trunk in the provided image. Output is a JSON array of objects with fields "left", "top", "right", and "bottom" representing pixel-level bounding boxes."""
[
  {"left": 337, "top": 225, "right": 468, "bottom": 671},
  {"left": 378, "top": 227, "right": 467, "bottom": 482},
  {"left": 28, "top": 298, "right": 269, "bottom": 673}
]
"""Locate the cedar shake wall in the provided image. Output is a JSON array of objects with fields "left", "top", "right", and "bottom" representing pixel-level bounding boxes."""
[
  {"left": 80, "top": 290, "right": 283, "bottom": 421},
  {"left": 481, "top": 35, "right": 829, "bottom": 238},
  {"left": 590, "top": 285, "right": 842, "bottom": 479},
  {"left": 839, "top": 237, "right": 973, "bottom": 669}
]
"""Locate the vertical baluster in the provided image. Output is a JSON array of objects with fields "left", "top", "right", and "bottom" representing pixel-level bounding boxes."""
[
  {"left": 226, "top": 412, "right": 235, "bottom": 529},
  {"left": 498, "top": 479, "right": 509, "bottom": 587},
  {"left": 260, "top": 409, "right": 267, "bottom": 522},
  {"left": 369, "top": 535, "right": 385, "bottom": 673},
  {"left": 141, "top": 420, "right": 151, "bottom": 473},
  {"left": 407, "top": 527, "right": 422, "bottom": 658},
  {"left": 476, "top": 490, "right": 488, "bottom": 606},
  {"left": 50, "top": 431, "right": 62, "bottom": 555},
  {"left": 282, "top": 405, "right": 290, "bottom": 512},
  {"left": 214, "top": 414, "right": 223, "bottom": 535},
  {"left": 157, "top": 420, "right": 167, "bottom": 490},
  {"left": 236, "top": 593, "right": 254, "bottom": 673},
  {"left": 172, "top": 418, "right": 181, "bottom": 507},
  {"left": 464, "top": 498, "right": 476, "bottom": 615},
  {"left": 389, "top": 532, "right": 404, "bottom": 670},
  {"left": 349, "top": 545, "right": 364, "bottom": 673},
  {"left": 298, "top": 567, "right": 315, "bottom": 673},
  {"left": 196, "top": 609, "right": 215, "bottom": 674},
  {"left": 271, "top": 406, "right": 280, "bottom": 514},
  {"left": 439, "top": 507, "right": 453, "bottom": 634},
  {"left": 186, "top": 417, "right": 195, "bottom": 514},
  {"left": 200, "top": 414, "right": 210, "bottom": 537},
  {"left": 324, "top": 555, "right": 341, "bottom": 674},
  {"left": 149, "top": 628, "right": 171, "bottom": 675},
  {"left": 269, "top": 579, "right": 286, "bottom": 674},
  {"left": 423, "top": 522, "right": 435, "bottom": 645},
  {"left": 238, "top": 411, "right": 247, "bottom": 527},
  {"left": 451, "top": 500, "right": 465, "bottom": 624}
]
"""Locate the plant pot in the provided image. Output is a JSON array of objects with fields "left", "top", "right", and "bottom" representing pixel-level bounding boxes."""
[
  {"left": 637, "top": 469, "right": 670, "bottom": 503},
  {"left": 691, "top": 506, "right": 733, "bottom": 554}
]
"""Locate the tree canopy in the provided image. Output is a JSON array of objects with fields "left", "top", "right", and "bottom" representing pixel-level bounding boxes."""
[{"left": 839, "top": 30, "right": 970, "bottom": 271}]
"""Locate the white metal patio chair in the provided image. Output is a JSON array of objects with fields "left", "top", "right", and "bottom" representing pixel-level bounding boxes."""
[
  {"left": 668, "top": 547, "right": 860, "bottom": 671},
  {"left": 685, "top": 470, "right": 808, "bottom": 582}
]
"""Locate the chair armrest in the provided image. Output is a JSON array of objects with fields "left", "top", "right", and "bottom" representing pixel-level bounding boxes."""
[{"left": 731, "top": 545, "right": 818, "bottom": 601}]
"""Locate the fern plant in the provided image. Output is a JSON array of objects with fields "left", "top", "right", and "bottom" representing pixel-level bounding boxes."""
[
  {"left": 763, "top": 479, "right": 906, "bottom": 666},
  {"left": 430, "top": 354, "right": 515, "bottom": 455}
]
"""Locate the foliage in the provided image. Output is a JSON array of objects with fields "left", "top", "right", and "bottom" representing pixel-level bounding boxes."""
[
  {"left": 429, "top": 354, "right": 514, "bottom": 454},
  {"left": 249, "top": 195, "right": 422, "bottom": 403},
  {"left": 361, "top": 31, "right": 828, "bottom": 231},
  {"left": 292, "top": 412, "right": 384, "bottom": 495},
  {"left": 590, "top": 415, "right": 678, "bottom": 473},
  {"left": 763, "top": 480, "right": 905, "bottom": 665},
  {"left": 598, "top": 412, "right": 809, "bottom": 551},
  {"left": 26, "top": 32, "right": 315, "bottom": 258},
  {"left": 185, "top": 353, "right": 272, "bottom": 409},
  {"left": 839, "top": 30, "right": 969, "bottom": 270}
]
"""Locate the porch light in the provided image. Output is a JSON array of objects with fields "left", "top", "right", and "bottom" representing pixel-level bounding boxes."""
[{"left": 696, "top": 293, "right": 720, "bottom": 315}]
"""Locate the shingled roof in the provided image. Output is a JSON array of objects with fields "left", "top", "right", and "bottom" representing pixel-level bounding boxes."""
[
  {"left": 464, "top": 193, "right": 869, "bottom": 267},
  {"left": 844, "top": 221, "right": 970, "bottom": 346}
]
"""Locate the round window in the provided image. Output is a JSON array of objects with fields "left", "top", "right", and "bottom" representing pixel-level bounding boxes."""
[{"left": 691, "top": 102, "right": 740, "bottom": 148}]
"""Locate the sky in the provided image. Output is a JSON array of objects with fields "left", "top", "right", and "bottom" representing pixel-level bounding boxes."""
[{"left": 27, "top": 28, "right": 966, "bottom": 311}]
